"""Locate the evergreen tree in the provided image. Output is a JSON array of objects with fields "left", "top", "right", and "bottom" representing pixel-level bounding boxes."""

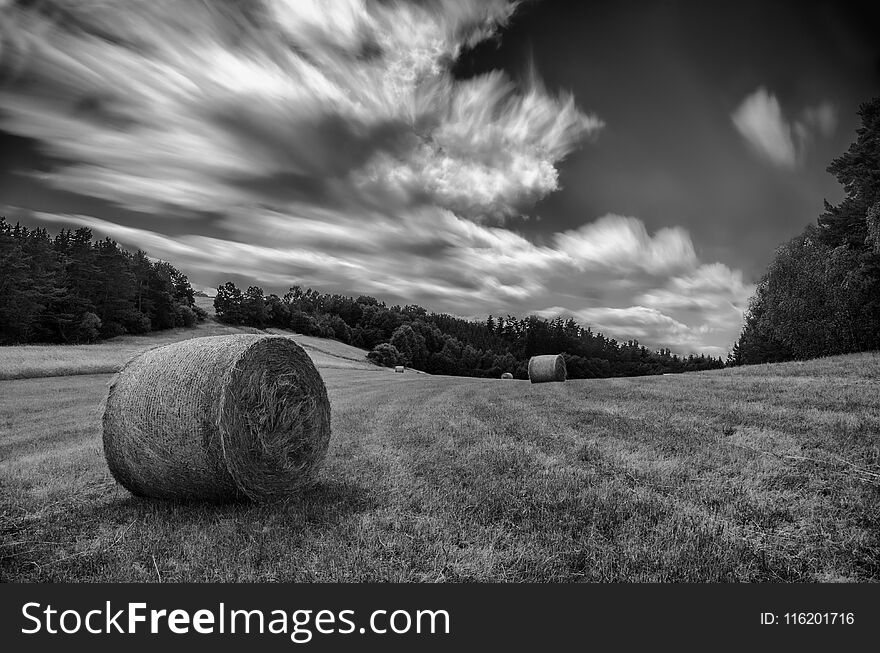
[{"left": 0, "top": 218, "right": 199, "bottom": 344}]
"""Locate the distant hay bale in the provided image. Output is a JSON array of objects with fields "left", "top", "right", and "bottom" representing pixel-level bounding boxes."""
[
  {"left": 394, "top": 365, "right": 405, "bottom": 373},
  {"left": 501, "top": 372, "right": 514, "bottom": 379},
  {"left": 102, "top": 334, "right": 331, "bottom": 501},
  {"left": 528, "top": 354, "right": 566, "bottom": 384}
]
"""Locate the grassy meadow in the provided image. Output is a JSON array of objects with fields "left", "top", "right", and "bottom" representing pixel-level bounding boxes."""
[
  {"left": 1, "top": 320, "right": 879, "bottom": 582},
  {"left": 0, "top": 322, "right": 378, "bottom": 380}
]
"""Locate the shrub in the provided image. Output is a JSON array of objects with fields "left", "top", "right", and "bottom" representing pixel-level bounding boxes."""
[
  {"left": 192, "top": 305, "right": 209, "bottom": 323},
  {"left": 367, "top": 343, "right": 402, "bottom": 367},
  {"left": 100, "top": 321, "right": 126, "bottom": 339},
  {"left": 77, "top": 312, "right": 102, "bottom": 342},
  {"left": 119, "top": 309, "right": 151, "bottom": 335},
  {"left": 175, "top": 303, "right": 197, "bottom": 328}
]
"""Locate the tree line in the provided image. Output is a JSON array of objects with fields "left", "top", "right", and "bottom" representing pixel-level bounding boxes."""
[
  {"left": 0, "top": 218, "right": 206, "bottom": 344},
  {"left": 214, "top": 282, "right": 725, "bottom": 379},
  {"left": 729, "top": 96, "right": 880, "bottom": 365}
]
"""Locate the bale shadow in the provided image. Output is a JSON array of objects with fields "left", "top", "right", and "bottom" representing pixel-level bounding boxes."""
[
  {"left": 91, "top": 477, "right": 377, "bottom": 529},
  {"left": 1, "top": 479, "right": 379, "bottom": 580},
  {"left": 288, "top": 478, "right": 379, "bottom": 524}
]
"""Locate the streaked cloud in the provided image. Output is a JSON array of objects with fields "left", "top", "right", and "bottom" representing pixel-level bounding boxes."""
[
  {"left": 731, "top": 88, "right": 798, "bottom": 167},
  {"left": 555, "top": 215, "right": 697, "bottom": 276},
  {"left": 0, "top": 0, "right": 598, "bottom": 219},
  {"left": 553, "top": 305, "right": 694, "bottom": 343},
  {"left": 801, "top": 101, "right": 837, "bottom": 137},
  {"left": 731, "top": 87, "right": 837, "bottom": 168}
]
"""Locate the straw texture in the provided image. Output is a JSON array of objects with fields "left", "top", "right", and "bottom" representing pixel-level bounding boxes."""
[
  {"left": 102, "top": 334, "right": 331, "bottom": 501},
  {"left": 527, "top": 354, "right": 567, "bottom": 383}
]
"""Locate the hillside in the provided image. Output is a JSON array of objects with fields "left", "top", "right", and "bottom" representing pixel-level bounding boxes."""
[
  {"left": 1, "top": 348, "right": 878, "bottom": 582},
  {"left": 0, "top": 320, "right": 378, "bottom": 381}
]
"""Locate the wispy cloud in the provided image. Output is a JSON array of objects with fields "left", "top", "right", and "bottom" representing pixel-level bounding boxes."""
[
  {"left": 731, "top": 87, "right": 836, "bottom": 168},
  {"left": 0, "top": 0, "right": 599, "bottom": 219},
  {"left": 731, "top": 88, "right": 797, "bottom": 167},
  {"left": 801, "top": 101, "right": 837, "bottom": 137},
  {"left": 555, "top": 215, "right": 697, "bottom": 276}
]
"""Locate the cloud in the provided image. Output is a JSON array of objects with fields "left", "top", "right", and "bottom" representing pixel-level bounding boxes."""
[
  {"left": 554, "top": 215, "right": 697, "bottom": 275},
  {"left": 801, "top": 101, "right": 837, "bottom": 137},
  {"left": 731, "top": 88, "right": 836, "bottom": 168},
  {"left": 534, "top": 258, "right": 751, "bottom": 356},
  {"left": 554, "top": 305, "right": 695, "bottom": 343},
  {"left": 731, "top": 88, "right": 797, "bottom": 167},
  {"left": 0, "top": 0, "right": 599, "bottom": 219},
  {"left": 22, "top": 206, "right": 753, "bottom": 355}
]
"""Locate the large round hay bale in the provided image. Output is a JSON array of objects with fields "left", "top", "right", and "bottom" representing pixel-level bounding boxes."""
[
  {"left": 528, "top": 354, "right": 566, "bottom": 383},
  {"left": 102, "top": 334, "right": 331, "bottom": 501},
  {"left": 501, "top": 372, "right": 514, "bottom": 379}
]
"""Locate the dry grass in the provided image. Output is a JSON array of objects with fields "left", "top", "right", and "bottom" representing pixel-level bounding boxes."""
[
  {"left": 2, "top": 348, "right": 878, "bottom": 582},
  {"left": 264, "top": 329, "right": 380, "bottom": 371},
  {"left": 0, "top": 323, "right": 260, "bottom": 380},
  {"left": 0, "top": 322, "right": 377, "bottom": 380}
]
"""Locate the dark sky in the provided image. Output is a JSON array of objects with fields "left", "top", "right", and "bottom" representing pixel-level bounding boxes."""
[
  {"left": 1, "top": 0, "right": 878, "bottom": 354},
  {"left": 454, "top": 0, "right": 880, "bottom": 277}
]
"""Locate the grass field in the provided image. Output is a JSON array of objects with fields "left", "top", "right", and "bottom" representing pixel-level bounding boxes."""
[{"left": 1, "top": 324, "right": 879, "bottom": 581}]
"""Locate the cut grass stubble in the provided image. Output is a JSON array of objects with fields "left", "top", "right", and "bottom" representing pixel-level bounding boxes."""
[{"left": 1, "top": 349, "right": 879, "bottom": 581}]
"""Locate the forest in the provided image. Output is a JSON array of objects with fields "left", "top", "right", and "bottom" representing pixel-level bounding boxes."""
[
  {"left": 0, "top": 219, "right": 205, "bottom": 345},
  {"left": 213, "top": 281, "right": 725, "bottom": 379}
]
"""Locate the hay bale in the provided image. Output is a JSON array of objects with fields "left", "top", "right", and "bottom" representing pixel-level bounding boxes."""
[
  {"left": 501, "top": 372, "right": 514, "bottom": 379},
  {"left": 528, "top": 354, "right": 566, "bottom": 383},
  {"left": 394, "top": 365, "right": 405, "bottom": 373},
  {"left": 102, "top": 334, "right": 331, "bottom": 501}
]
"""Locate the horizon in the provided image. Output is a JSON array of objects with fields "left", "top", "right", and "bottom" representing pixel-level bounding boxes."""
[{"left": 1, "top": 0, "right": 879, "bottom": 357}]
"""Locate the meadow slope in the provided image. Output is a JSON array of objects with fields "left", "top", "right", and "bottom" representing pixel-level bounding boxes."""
[
  {"left": 1, "top": 339, "right": 879, "bottom": 581},
  {"left": 0, "top": 322, "right": 378, "bottom": 380}
]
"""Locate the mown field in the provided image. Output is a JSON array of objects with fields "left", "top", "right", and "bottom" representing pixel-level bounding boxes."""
[
  {"left": 0, "top": 322, "right": 378, "bottom": 380},
  {"left": 1, "top": 323, "right": 879, "bottom": 581}
]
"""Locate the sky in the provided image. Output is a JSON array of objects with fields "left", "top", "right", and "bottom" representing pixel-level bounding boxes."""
[{"left": 1, "top": 0, "right": 878, "bottom": 356}]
